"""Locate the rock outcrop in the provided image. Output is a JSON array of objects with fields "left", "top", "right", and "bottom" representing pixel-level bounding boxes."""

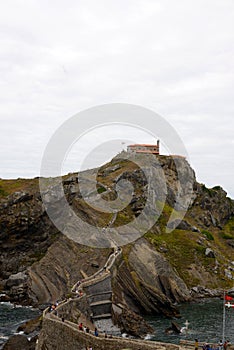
[
  {"left": 2, "top": 334, "right": 37, "bottom": 350},
  {"left": 112, "top": 239, "right": 189, "bottom": 318},
  {"left": 0, "top": 153, "right": 233, "bottom": 315}
]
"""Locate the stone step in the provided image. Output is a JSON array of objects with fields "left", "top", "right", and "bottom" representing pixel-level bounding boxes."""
[
  {"left": 91, "top": 313, "right": 112, "bottom": 320},
  {"left": 87, "top": 290, "right": 112, "bottom": 297},
  {"left": 90, "top": 300, "right": 112, "bottom": 307}
]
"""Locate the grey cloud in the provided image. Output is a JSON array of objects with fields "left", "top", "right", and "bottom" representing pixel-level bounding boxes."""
[{"left": 0, "top": 0, "right": 233, "bottom": 197}]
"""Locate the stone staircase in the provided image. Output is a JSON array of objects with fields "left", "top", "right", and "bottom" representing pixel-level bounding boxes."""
[
  {"left": 82, "top": 250, "right": 122, "bottom": 335},
  {"left": 70, "top": 237, "right": 122, "bottom": 335}
]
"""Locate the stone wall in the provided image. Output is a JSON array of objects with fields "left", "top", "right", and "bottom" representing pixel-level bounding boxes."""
[
  {"left": 88, "top": 291, "right": 112, "bottom": 304},
  {"left": 36, "top": 315, "right": 180, "bottom": 350},
  {"left": 55, "top": 296, "right": 92, "bottom": 323},
  {"left": 85, "top": 275, "right": 112, "bottom": 295}
]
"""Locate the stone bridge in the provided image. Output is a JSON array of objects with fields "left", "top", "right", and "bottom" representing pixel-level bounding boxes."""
[{"left": 36, "top": 246, "right": 191, "bottom": 349}]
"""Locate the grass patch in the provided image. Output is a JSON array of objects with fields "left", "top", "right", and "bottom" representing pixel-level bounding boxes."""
[
  {"left": 201, "top": 230, "right": 214, "bottom": 241},
  {"left": 145, "top": 228, "right": 218, "bottom": 287},
  {"left": 0, "top": 178, "right": 39, "bottom": 198},
  {"left": 97, "top": 186, "right": 106, "bottom": 194},
  {"left": 0, "top": 186, "right": 8, "bottom": 197},
  {"left": 223, "top": 216, "right": 234, "bottom": 238},
  {"left": 220, "top": 232, "right": 233, "bottom": 239}
]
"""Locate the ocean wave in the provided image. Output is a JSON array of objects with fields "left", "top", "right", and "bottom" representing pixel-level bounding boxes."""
[
  {"left": 144, "top": 333, "right": 154, "bottom": 340},
  {"left": 0, "top": 301, "right": 37, "bottom": 310},
  {"left": 0, "top": 335, "right": 8, "bottom": 340}
]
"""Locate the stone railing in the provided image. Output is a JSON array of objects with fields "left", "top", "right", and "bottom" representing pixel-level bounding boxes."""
[
  {"left": 36, "top": 313, "right": 181, "bottom": 350},
  {"left": 71, "top": 246, "right": 122, "bottom": 293},
  {"left": 180, "top": 339, "right": 234, "bottom": 350}
]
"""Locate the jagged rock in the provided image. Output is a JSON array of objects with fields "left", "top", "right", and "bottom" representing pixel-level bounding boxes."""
[
  {"left": 6, "top": 272, "right": 27, "bottom": 288},
  {"left": 129, "top": 239, "right": 190, "bottom": 302},
  {"left": 17, "top": 315, "right": 42, "bottom": 335},
  {"left": 2, "top": 334, "right": 34, "bottom": 350},
  {"left": 112, "top": 239, "right": 189, "bottom": 318},
  {"left": 112, "top": 304, "right": 153, "bottom": 337},
  {"left": 224, "top": 269, "right": 233, "bottom": 279},
  {"left": 171, "top": 321, "right": 181, "bottom": 334},
  {"left": 167, "top": 219, "right": 191, "bottom": 231},
  {"left": 196, "top": 238, "right": 205, "bottom": 245},
  {"left": 8, "top": 191, "right": 33, "bottom": 205},
  {"left": 193, "top": 184, "right": 234, "bottom": 228},
  {"left": 190, "top": 286, "right": 222, "bottom": 298},
  {"left": 205, "top": 248, "right": 215, "bottom": 258},
  {"left": 101, "top": 164, "right": 121, "bottom": 176},
  {"left": 0, "top": 153, "right": 233, "bottom": 313},
  {"left": 27, "top": 236, "right": 112, "bottom": 306}
]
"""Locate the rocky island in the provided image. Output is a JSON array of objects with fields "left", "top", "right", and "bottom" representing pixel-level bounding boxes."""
[{"left": 0, "top": 152, "right": 234, "bottom": 349}]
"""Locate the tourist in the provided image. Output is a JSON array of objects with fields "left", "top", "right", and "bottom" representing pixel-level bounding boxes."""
[
  {"left": 94, "top": 327, "right": 98, "bottom": 336},
  {"left": 219, "top": 340, "right": 223, "bottom": 350},
  {"left": 79, "top": 322, "right": 83, "bottom": 331},
  {"left": 195, "top": 338, "right": 199, "bottom": 350},
  {"left": 223, "top": 340, "right": 230, "bottom": 350},
  {"left": 86, "top": 326, "right": 90, "bottom": 333},
  {"left": 83, "top": 325, "right": 87, "bottom": 332}
]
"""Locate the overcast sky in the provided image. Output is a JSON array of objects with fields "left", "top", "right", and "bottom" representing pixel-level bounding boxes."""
[{"left": 0, "top": 0, "right": 234, "bottom": 198}]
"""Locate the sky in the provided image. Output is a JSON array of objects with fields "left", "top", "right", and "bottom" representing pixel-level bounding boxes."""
[{"left": 0, "top": 0, "right": 234, "bottom": 198}]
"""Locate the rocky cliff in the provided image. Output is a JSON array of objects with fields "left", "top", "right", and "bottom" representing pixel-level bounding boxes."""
[{"left": 0, "top": 153, "right": 233, "bottom": 316}]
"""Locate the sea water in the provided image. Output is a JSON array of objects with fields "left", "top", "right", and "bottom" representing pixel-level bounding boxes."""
[
  {"left": 145, "top": 298, "right": 234, "bottom": 345},
  {"left": 0, "top": 302, "right": 40, "bottom": 349},
  {"left": 0, "top": 298, "right": 233, "bottom": 348}
]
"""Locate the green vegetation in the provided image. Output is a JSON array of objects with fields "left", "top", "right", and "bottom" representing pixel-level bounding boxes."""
[
  {"left": 0, "top": 178, "right": 39, "bottom": 198},
  {"left": 212, "top": 185, "right": 222, "bottom": 191},
  {"left": 97, "top": 186, "right": 106, "bottom": 194},
  {"left": 200, "top": 183, "right": 220, "bottom": 197},
  {"left": 223, "top": 216, "right": 234, "bottom": 237},
  {"left": 145, "top": 228, "right": 217, "bottom": 286},
  {"left": 220, "top": 232, "right": 233, "bottom": 239},
  {"left": 201, "top": 230, "right": 214, "bottom": 241},
  {"left": 145, "top": 227, "right": 227, "bottom": 287},
  {"left": 0, "top": 185, "right": 8, "bottom": 197}
]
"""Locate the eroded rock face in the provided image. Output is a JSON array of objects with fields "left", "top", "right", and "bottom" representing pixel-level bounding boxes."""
[
  {"left": 27, "top": 236, "right": 111, "bottom": 305},
  {"left": 2, "top": 334, "right": 36, "bottom": 350},
  {"left": 0, "top": 154, "right": 233, "bottom": 313},
  {"left": 112, "top": 238, "right": 190, "bottom": 318},
  {"left": 129, "top": 239, "right": 190, "bottom": 303},
  {"left": 6, "top": 272, "right": 27, "bottom": 288},
  {"left": 112, "top": 304, "right": 153, "bottom": 337},
  {"left": 0, "top": 190, "right": 59, "bottom": 282},
  {"left": 190, "top": 184, "right": 234, "bottom": 228}
]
